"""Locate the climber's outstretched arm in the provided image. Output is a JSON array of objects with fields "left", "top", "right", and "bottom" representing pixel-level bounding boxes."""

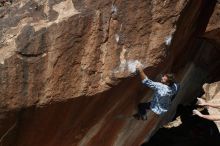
[
  {"left": 136, "top": 63, "right": 163, "bottom": 91},
  {"left": 136, "top": 63, "right": 147, "bottom": 80}
]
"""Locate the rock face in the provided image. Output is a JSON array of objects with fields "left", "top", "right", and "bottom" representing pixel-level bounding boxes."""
[
  {"left": 0, "top": 0, "right": 189, "bottom": 109},
  {"left": 0, "top": 0, "right": 219, "bottom": 146}
]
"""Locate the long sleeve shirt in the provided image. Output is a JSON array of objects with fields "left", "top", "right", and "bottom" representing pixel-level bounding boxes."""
[{"left": 142, "top": 78, "right": 178, "bottom": 115}]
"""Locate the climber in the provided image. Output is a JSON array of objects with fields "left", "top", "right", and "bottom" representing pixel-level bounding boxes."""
[
  {"left": 133, "top": 63, "right": 179, "bottom": 120},
  {"left": 193, "top": 98, "right": 220, "bottom": 121}
]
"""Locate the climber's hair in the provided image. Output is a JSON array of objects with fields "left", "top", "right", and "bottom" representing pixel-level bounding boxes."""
[{"left": 163, "top": 73, "right": 175, "bottom": 87}]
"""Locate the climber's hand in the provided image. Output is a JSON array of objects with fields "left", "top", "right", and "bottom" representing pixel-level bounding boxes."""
[{"left": 136, "top": 62, "right": 142, "bottom": 72}]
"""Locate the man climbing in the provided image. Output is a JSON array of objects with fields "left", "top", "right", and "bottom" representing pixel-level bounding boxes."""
[
  {"left": 193, "top": 98, "right": 220, "bottom": 121},
  {"left": 133, "top": 63, "right": 179, "bottom": 120}
]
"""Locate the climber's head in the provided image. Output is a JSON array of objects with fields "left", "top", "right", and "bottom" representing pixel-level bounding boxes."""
[{"left": 161, "top": 73, "right": 175, "bottom": 87}]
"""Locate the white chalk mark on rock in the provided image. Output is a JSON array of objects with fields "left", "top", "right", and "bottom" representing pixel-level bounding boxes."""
[
  {"left": 0, "top": 60, "right": 4, "bottom": 65},
  {"left": 115, "top": 47, "right": 144, "bottom": 74},
  {"left": 127, "top": 60, "right": 143, "bottom": 73},
  {"left": 163, "top": 0, "right": 168, "bottom": 6},
  {"left": 165, "top": 35, "right": 172, "bottom": 46},
  {"left": 42, "top": 53, "right": 47, "bottom": 57},
  {"left": 119, "top": 47, "right": 127, "bottom": 71},
  {"left": 115, "top": 59, "right": 144, "bottom": 74},
  {"left": 115, "top": 34, "right": 120, "bottom": 43},
  {"left": 120, "top": 24, "right": 123, "bottom": 31},
  {"left": 111, "top": 5, "right": 117, "bottom": 14}
]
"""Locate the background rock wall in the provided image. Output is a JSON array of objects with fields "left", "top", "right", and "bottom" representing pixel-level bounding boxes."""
[{"left": 0, "top": 0, "right": 188, "bottom": 109}]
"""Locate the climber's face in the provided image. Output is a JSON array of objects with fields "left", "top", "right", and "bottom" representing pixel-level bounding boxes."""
[{"left": 161, "top": 75, "right": 168, "bottom": 84}]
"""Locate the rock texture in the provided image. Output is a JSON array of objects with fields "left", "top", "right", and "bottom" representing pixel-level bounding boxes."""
[
  {"left": 0, "top": 0, "right": 190, "bottom": 109},
  {"left": 0, "top": 0, "right": 219, "bottom": 146}
]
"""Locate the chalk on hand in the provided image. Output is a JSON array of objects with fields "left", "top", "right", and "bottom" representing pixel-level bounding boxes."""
[{"left": 127, "top": 60, "right": 143, "bottom": 73}]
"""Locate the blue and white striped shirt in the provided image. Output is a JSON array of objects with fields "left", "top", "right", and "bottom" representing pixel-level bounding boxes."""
[{"left": 142, "top": 78, "right": 179, "bottom": 115}]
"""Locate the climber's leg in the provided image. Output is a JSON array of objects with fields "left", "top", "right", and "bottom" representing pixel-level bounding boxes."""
[{"left": 133, "top": 102, "right": 151, "bottom": 120}]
